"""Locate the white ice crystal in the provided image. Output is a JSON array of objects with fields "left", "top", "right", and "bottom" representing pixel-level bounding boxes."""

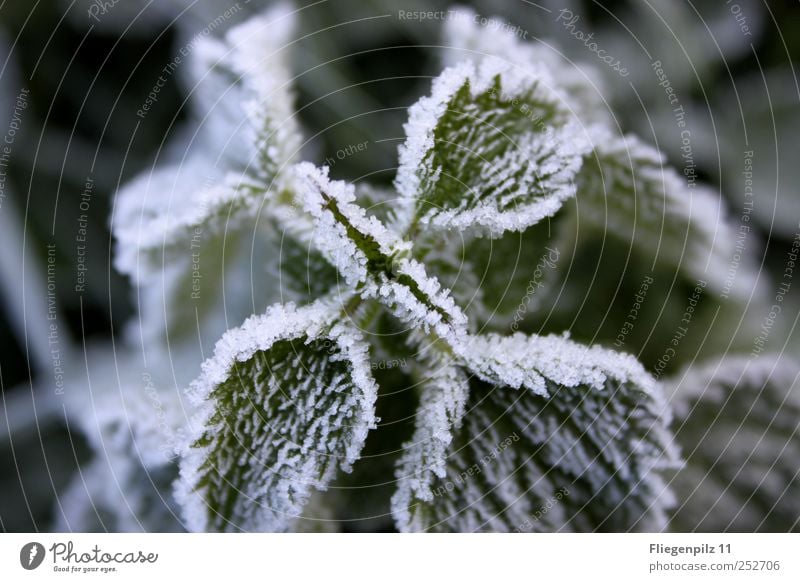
[
  {"left": 442, "top": 6, "right": 611, "bottom": 126},
  {"left": 114, "top": 2, "right": 300, "bottom": 281},
  {"left": 293, "top": 162, "right": 403, "bottom": 287},
  {"left": 392, "top": 332, "right": 678, "bottom": 532},
  {"left": 98, "top": 4, "right": 707, "bottom": 534},
  {"left": 293, "top": 163, "right": 469, "bottom": 341},
  {"left": 176, "top": 300, "right": 379, "bottom": 532},
  {"left": 395, "top": 58, "right": 590, "bottom": 236},
  {"left": 456, "top": 332, "right": 657, "bottom": 397}
]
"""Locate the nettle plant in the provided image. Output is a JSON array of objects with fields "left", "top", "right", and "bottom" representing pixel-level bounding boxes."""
[{"left": 101, "top": 5, "right": 776, "bottom": 532}]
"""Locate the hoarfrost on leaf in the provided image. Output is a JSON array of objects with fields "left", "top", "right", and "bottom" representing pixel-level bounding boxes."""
[
  {"left": 395, "top": 59, "right": 590, "bottom": 236},
  {"left": 442, "top": 6, "right": 611, "bottom": 126},
  {"left": 99, "top": 3, "right": 722, "bottom": 535},
  {"left": 393, "top": 333, "right": 678, "bottom": 532},
  {"left": 294, "top": 163, "right": 469, "bottom": 341},
  {"left": 577, "top": 130, "right": 755, "bottom": 296},
  {"left": 668, "top": 355, "right": 800, "bottom": 532},
  {"left": 114, "top": 2, "right": 301, "bottom": 281},
  {"left": 456, "top": 332, "right": 658, "bottom": 397},
  {"left": 391, "top": 358, "right": 470, "bottom": 530},
  {"left": 176, "top": 301, "right": 379, "bottom": 532}
]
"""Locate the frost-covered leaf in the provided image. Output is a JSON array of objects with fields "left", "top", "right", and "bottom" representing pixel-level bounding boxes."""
[
  {"left": 278, "top": 234, "right": 341, "bottom": 304},
  {"left": 187, "top": 1, "right": 300, "bottom": 179},
  {"left": 456, "top": 332, "right": 655, "bottom": 397},
  {"left": 355, "top": 181, "right": 401, "bottom": 225},
  {"left": 393, "top": 333, "right": 678, "bottom": 532},
  {"left": 56, "top": 349, "right": 190, "bottom": 532},
  {"left": 176, "top": 301, "right": 379, "bottom": 532},
  {"left": 114, "top": 3, "right": 300, "bottom": 280},
  {"left": 322, "top": 364, "right": 419, "bottom": 532},
  {"left": 114, "top": 166, "right": 279, "bottom": 349},
  {"left": 113, "top": 166, "right": 266, "bottom": 279},
  {"left": 577, "top": 131, "right": 754, "bottom": 297},
  {"left": 294, "top": 163, "right": 468, "bottom": 342},
  {"left": 391, "top": 358, "right": 470, "bottom": 526},
  {"left": 442, "top": 6, "right": 610, "bottom": 126},
  {"left": 293, "top": 163, "right": 404, "bottom": 287},
  {"left": 395, "top": 59, "right": 589, "bottom": 236},
  {"left": 668, "top": 355, "right": 800, "bottom": 532},
  {"left": 412, "top": 231, "right": 486, "bottom": 331}
]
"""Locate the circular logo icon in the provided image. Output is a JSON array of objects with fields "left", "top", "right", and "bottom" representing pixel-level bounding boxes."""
[{"left": 20, "top": 542, "right": 46, "bottom": 570}]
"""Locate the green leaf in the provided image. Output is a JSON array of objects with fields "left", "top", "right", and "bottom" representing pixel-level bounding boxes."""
[
  {"left": 393, "top": 333, "right": 678, "bottom": 532},
  {"left": 418, "top": 215, "right": 567, "bottom": 332},
  {"left": 395, "top": 59, "right": 589, "bottom": 236},
  {"left": 294, "top": 163, "right": 469, "bottom": 342},
  {"left": 668, "top": 355, "right": 800, "bottom": 532},
  {"left": 278, "top": 234, "right": 341, "bottom": 304},
  {"left": 176, "top": 301, "right": 379, "bottom": 532},
  {"left": 576, "top": 131, "right": 753, "bottom": 297},
  {"left": 442, "top": 6, "right": 611, "bottom": 127},
  {"left": 114, "top": 4, "right": 302, "bottom": 280}
]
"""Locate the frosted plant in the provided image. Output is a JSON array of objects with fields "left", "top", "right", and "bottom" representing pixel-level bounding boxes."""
[
  {"left": 667, "top": 355, "right": 800, "bottom": 532},
  {"left": 81, "top": 3, "right": 796, "bottom": 533}
]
